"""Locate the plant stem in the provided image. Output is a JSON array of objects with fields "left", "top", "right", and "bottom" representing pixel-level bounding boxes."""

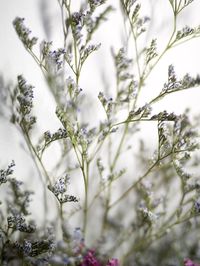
[
  {"left": 122, "top": 212, "right": 198, "bottom": 262},
  {"left": 82, "top": 158, "right": 89, "bottom": 237},
  {"left": 20, "top": 123, "right": 51, "bottom": 228},
  {"left": 109, "top": 159, "right": 159, "bottom": 209},
  {"left": 109, "top": 147, "right": 188, "bottom": 209}
]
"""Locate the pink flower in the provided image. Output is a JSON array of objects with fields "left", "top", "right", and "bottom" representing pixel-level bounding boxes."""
[
  {"left": 106, "top": 258, "right": 119, "bottom": 266},
  {"left": 80, "top": 250, "right": 102, "bottom": 266},
  {"left": 184, "top": 258, "right": 200, "bottom": 266}
]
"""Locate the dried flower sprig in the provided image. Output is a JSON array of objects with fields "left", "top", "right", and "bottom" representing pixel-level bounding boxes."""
[
  {"left": 48, "top": 175, "right": 78, "bottom": 204},
  {"left": 10, "top": 75, "right": 36, "bottom": 133},
  {"left": 13, "top": 17, "right": 38, "bottom": 50},
  {"left": 0, "top": 161, "right": 15, "bottom": 185}
]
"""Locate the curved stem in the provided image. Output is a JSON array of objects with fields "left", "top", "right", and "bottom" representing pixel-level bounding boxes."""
[
  {"left": 82, "top": 159, "right": 89, "bottom": 236},
  {"left": 109, "top": 158, "right": 159, "bottom": 209},
  {"left": 144, "top": 11, "right": 177, "bottom": 81},
  {"left": 122, "top": 212, "right": 198, "bottom": 262},
  {"left": 23, "top": 128, "right": 51, "bottom": 184},
  {"left": 109, "top": 147, "right": 188, "bottom": 209},
  {"left": 58, "top": 0, "right": 68, "bottom": 49},
  {"left": 20, "top": 123, "right": 51, "bottom": 228}
]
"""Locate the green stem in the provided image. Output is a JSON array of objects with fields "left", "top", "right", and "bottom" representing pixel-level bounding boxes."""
[
  {"left": 58, "top": 0, "right": 68, "bottom": 49},
  {"left": 82, "top": 159, "right": 89, "bottom": 236},
  {"left": 122, "top": 212, "right": 198, "bottom": 262},
  {"left": 60, "top": 203, "right": 64, "bottom": 239},
  {"left": 64, "top": 6, "right": 89, "bottom": 233},
  {"left": 100, "top": 134, "right": 113, "bottom": 235},
  {"left": 109, "top": 158, "right": 159, "bottom": 209},
  {"left": 110, "top": 123, "right": 129, "bottom": 172},
  {"left": 109, "top": 147, "right": 188, "bottom": 209},
  {"left": 143, "top": 11, "right": 177, "bottom": 81},
  {"left": 23, "top": 128, "right": 51, "bottom": 184},
  {"left": 20, "top": 123, "right": 51, "bottom": 228}
]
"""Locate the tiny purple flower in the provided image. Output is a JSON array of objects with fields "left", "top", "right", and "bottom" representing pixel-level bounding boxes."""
[
  {"left": 184, "top": 258, "right": 200, "bottom": 266},
  {"left": 106, "top": 258, "right": 119, "bottom": 266},
  {"left": 80, "top": 250, "right": 102, "bottom": 266}
]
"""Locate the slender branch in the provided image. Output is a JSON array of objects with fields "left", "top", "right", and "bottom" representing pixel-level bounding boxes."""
[{"left": 122, "top": 212, "right": 199, "bottom": 262}]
